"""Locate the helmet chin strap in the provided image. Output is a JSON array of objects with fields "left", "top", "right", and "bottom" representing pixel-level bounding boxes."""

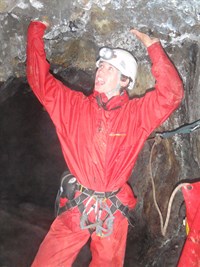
[{"left": 105, "top": 73, "right": 121, "bottom": 99}]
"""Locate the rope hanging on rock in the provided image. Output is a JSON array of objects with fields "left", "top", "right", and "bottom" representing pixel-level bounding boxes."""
[
  {"left": 149, "top": 136, "right": 189, "bottom": 236},
  {"left": 148, "top": 119, "right": 200, "bottom": 236}
]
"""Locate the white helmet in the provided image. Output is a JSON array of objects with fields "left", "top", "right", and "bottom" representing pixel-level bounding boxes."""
[{"left": 96, "top": 47, "right": 138, "bottom": 90}]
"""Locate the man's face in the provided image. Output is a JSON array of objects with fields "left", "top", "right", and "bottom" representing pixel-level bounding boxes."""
[{"left": 94, "top": 61, "right": 121, "bottom": 95}]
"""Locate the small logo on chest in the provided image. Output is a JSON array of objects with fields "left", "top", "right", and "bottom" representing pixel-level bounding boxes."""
[{"left": 109, "top": 132, "right": 126, "bottom": 137}]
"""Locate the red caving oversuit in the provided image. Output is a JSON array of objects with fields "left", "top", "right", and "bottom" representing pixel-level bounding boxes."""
[
  {"left": 27, "top": 21, "right": 184, "bottom": 267},
  {"left": 178, "top": 182, "right": 200, "bottom": 267}
]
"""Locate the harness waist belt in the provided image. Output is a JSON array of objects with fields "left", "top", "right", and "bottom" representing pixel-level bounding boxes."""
[{"left": 55, "top": 171, "right": 132, "bottom": 237}]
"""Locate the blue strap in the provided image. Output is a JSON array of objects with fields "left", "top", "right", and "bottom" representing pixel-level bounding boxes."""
[{"left": 156, "top": 119, "right": 200, "bottom": 139}]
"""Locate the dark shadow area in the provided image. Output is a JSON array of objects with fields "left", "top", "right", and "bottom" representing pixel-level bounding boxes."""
[{"left": 0, "top": 82, "right": 65, "bottom": 266}]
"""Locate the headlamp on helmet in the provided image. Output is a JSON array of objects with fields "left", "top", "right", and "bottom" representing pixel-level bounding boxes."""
[{"left": 99, "top": 47, "right": 115, "bottom": 60}]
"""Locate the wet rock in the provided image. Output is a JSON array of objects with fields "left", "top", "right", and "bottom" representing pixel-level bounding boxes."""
[
  {"left": 0, "top": 0, "right": 200, "bottom": 266},
  {"left": 0, "top": 0, "right": 199, "bottom": 82}
]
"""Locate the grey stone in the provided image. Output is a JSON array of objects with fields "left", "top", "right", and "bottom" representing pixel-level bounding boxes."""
[{"left": 0, "top": 0, "right": 200, "bottom": 266}]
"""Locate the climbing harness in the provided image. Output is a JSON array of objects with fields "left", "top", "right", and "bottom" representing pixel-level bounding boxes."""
[
  {"left": 148, "top": 119, "right": 200, "bottom": 236},
  {"left": 55, "top": 172, "right": 131, "bottom": 237},
  {"left": 79, "top": 195, "right": 115, "bottom": 237}
]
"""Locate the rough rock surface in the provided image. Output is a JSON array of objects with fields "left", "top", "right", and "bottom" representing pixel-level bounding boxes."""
[{"left": 0, "top": 0, "right": 200, "bottom": 266}]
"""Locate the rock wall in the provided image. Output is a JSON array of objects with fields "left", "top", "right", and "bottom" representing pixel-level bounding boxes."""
[
  {"left": 0, "top": 0, "right": 199, "bottom": 82},
  {"left": 0, "top": 0, "right": 200, "bottom": 265}
]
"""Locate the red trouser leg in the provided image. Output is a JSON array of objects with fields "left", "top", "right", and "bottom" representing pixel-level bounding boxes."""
[
  {"left": 31, "top": 208, "right": 90, "bottom": 267},
  {"left": 89, "top": 214, "right": 128, "bottom": 267}
]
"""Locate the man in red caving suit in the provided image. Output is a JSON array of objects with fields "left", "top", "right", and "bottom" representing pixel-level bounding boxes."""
[{"left": 27, "top": 20, "right": 184, "bottom": 267}]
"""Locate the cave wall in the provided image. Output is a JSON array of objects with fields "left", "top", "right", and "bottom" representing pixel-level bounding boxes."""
[{"left": 0, "top": 0, "right": 200, "bottom": 265}]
